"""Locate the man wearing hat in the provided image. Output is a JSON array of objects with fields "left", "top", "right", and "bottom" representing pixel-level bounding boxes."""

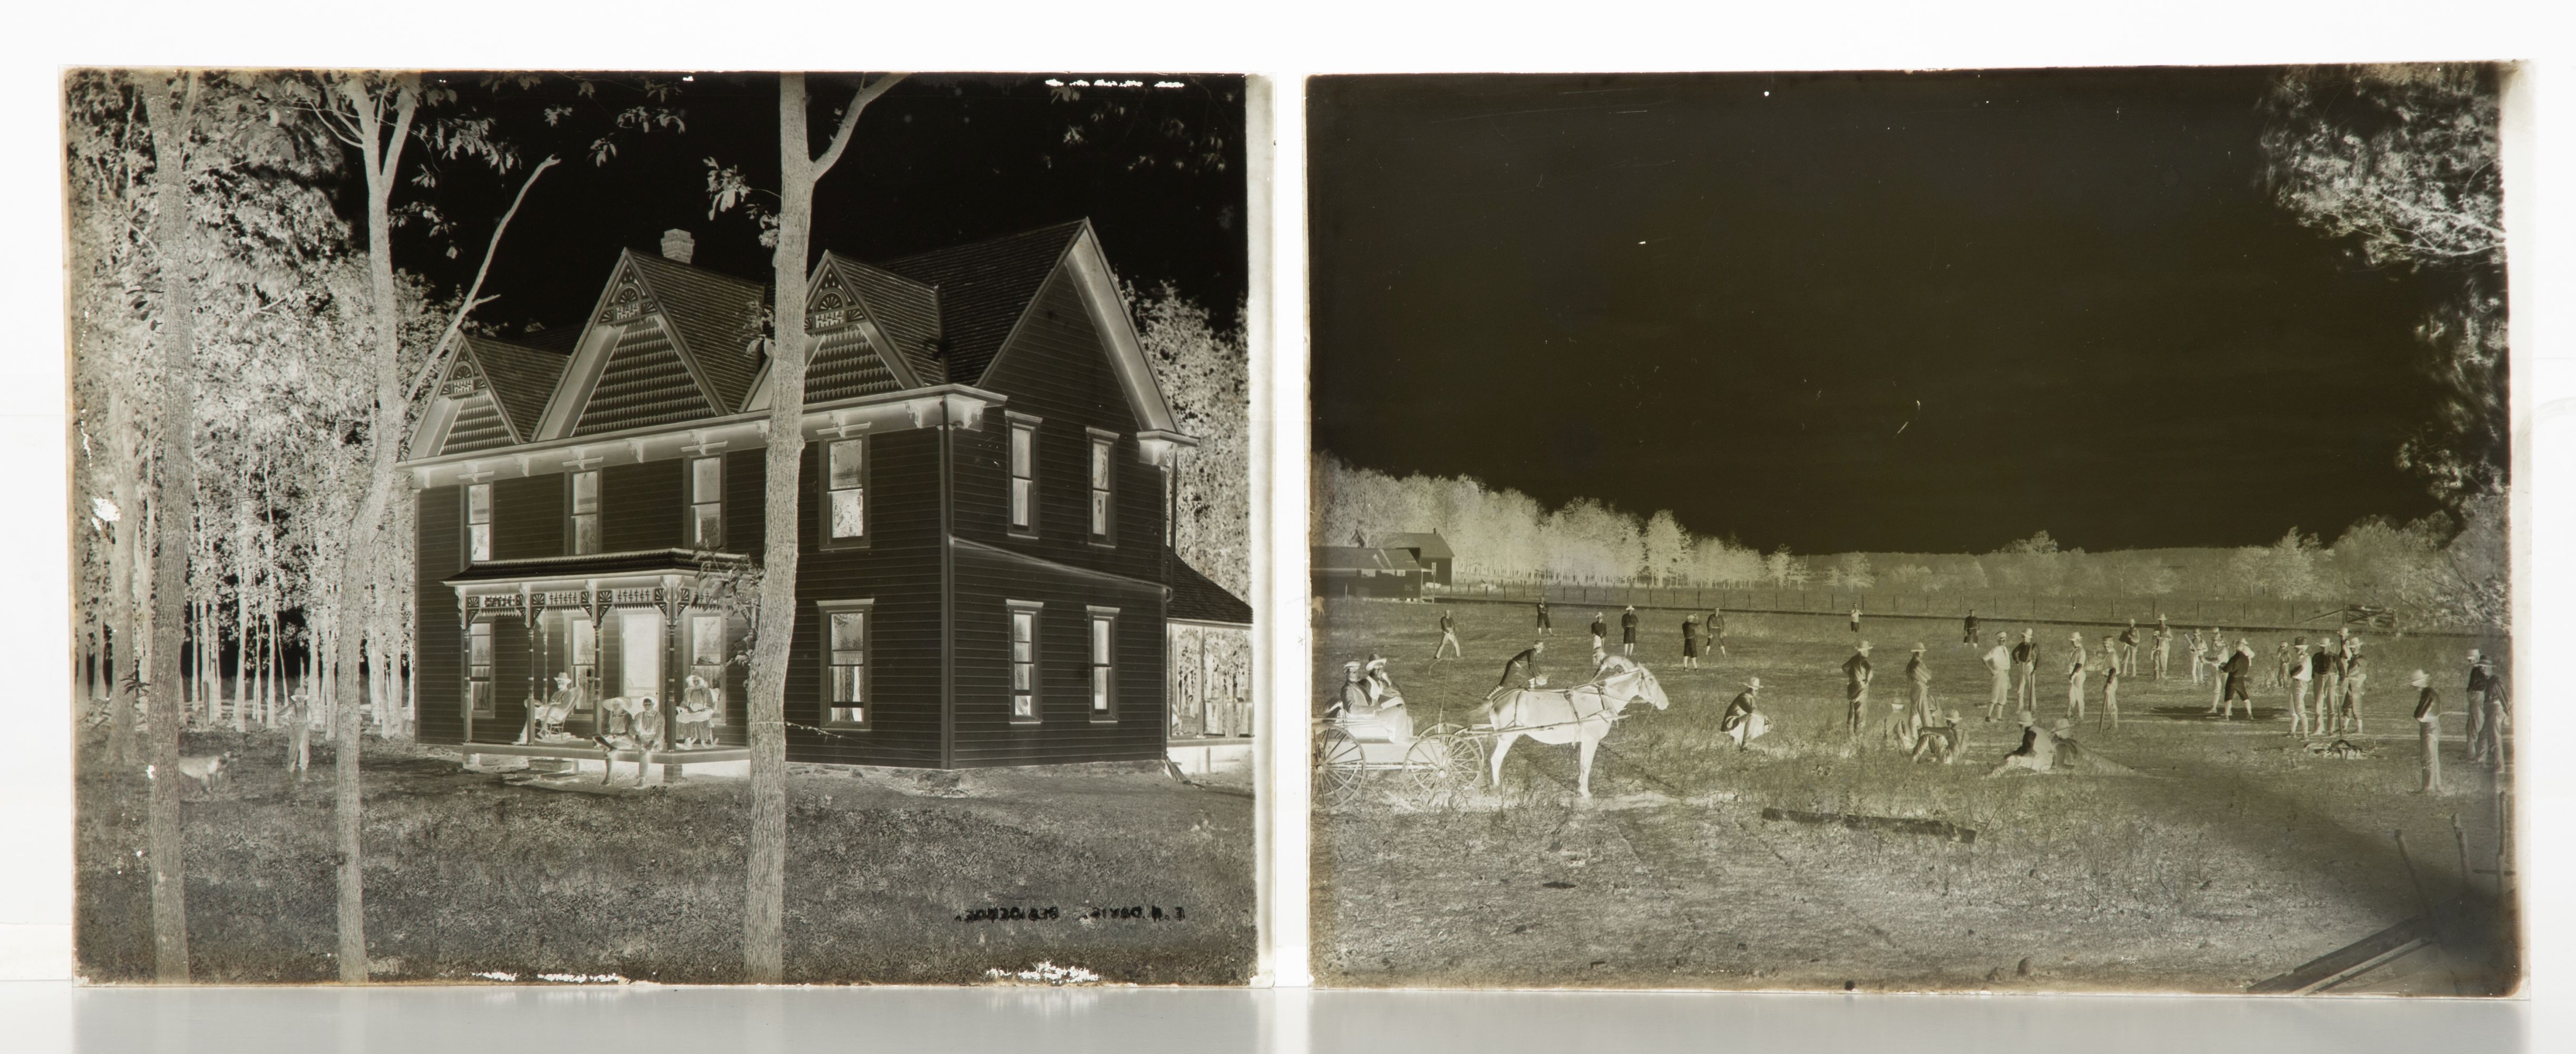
[
  {"left": 2411, "top": 668, "right": 2443, "bottom": 793},
  {"left": 1621, "top": 604, "right": 1640, "bottom": 655},
  {"left": 1589, "top": 612, "right": 1608, "bottom": 653},
  {"left": 2011, "top": 629, "right": 2040, "bottom": 712},
  {"left": 1906, "top": 643, "right": 1934, "bottom": 738},
  {"left": 1534, "top": 597, "right": 1552, "bottom": 637},
  {"left": 1983, "top": 631, "right": 2014, "bottom": 722},
  {"left": 2097, "top": 634, "right": 2124, "bottom": 730},
  {"left": 2465, "top": 649, "right": 2499, "bottom": 763},
  {"left": 2152, "top": 616, "right": 2172, "bottom": 681},
  {"left": 1987, "top": 713, "right": 2062, "bottom": 778},
  {"left": 1496, "top": 640, "right": 1545, "bottom": 694},
  {"left": 2064, "top": 631, "right": 2090, "bottom": 721},
  {"left": 2310, "top": 633, "right": 2344, "bottom": 733},
  {"left": 2210, "top": 639, "right": 2254, "bottom": 719},
  {"left": 1849, "top": 607, "right": 1863, "bottom": 636},
  {"left": 1842, "top": 640, "right": 1876, "bottom": 739},
  {"left": 2119, "top": 620, "right": 2141, "bottom": 680},
  {"left": 1708, "top": 606, "right": 1729, "bottom": 656},
  {"left": 2287, "top": 637, "right": 2315, "bottom": 736},
  {"left": 1723, "top": 677, "right": 1766, "bottom": 749},
  {"left": 1434, "top": 608, "right": 1461, "bottom": 660},
  {"left": 1680, "top": 613, "right": 1702, "bottom": 670},
  {"left": 1963, "top": 608, "right": 1980, "bottom": 647},
  {"left": 2336, "top": 637, "right": 2369, "bottom": 736}
]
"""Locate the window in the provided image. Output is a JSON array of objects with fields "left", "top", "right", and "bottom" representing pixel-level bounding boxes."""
[
  {"left": 568, "top": 470, "right": 601, "bottom": 555},
  {"left": 1009, "top": 601, "right": 1042, "bottom": 721},
  {"left": 825, "top": 437, "right": 866, "bottom": 544},
  {"left": 1088, "top": 433, "right": 1115, "bottom": 543},
  {"left": 1088, "top": 610, "right": 1117, "bottom": 719},
  {"left": 465, "top": 483, "right": 492, "bottom": 563},
  {"left": 824, "top": 605, "right": 869, "bottom": 727},
  {"left": 689, "top": 613, "right": 726, "bottom": 726},
  {"left": 1008, "top": 417, "right": 1038, "bottom": 535},
  {"left": 467, "top": 621, "right": 495, "bottom": 719},
  {"left": 689, "top": 456, "right": 723, "bottom": 550}
]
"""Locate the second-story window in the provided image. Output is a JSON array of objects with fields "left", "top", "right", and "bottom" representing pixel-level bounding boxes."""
[
  {"left": 826, "top": 437, "right": 866, "bottom": 544},
  {"left": 1088, "top": 433, "right": 1115, "bottom": 544},
  {"left": 1009, "top": 417, "right": 1038, "bottom": 536},
  {"left": 1009, "top": 601, "right": 1041, "bottom": 721},
  {"left": 689, "top": 456, "right": 723, "bottom": 550},
  {"left": 569, "top": 470, "right": 601, "bottom": 555},
  {"left": 465, "top": 483, "right": 492, "bottom": 563}
]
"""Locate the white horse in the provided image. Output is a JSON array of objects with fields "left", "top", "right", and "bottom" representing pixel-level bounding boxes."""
[{"left": 1474, "top": 665, "right": 1669, "bottom": 798}]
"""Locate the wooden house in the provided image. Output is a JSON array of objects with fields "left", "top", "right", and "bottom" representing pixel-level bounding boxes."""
[
  {"left": 1381, "top": 531, "right": 1453, "bottom": 586},
  {"left": 401, "top": 221, "right": 1246, "bottom": 770},
  {"left": 1309, "top": 546, "right": 1424, "bottom": 600}
]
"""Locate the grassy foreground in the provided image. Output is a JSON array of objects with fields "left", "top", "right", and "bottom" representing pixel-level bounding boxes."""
[
  {"left": 77, "top": 729, "right": 1254, "bottom": 985},
  {"left": 1312, "top": 596, "right": 2515, "bottom": 993}
]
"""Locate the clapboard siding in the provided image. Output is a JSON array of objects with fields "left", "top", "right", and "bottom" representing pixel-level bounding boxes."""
[
  {"left": 602, "top": 458, "right": 682, "bottom": 551},
  {"left": 724, "top": 447, "right": 767, "bottom": 554},
  {"left": 416, "top": 486, "right": 465, "bottom": 744},
  {"left": 489, "top": 474, "right": 564, "bottom": 560},
  {"left": 783, "top": 430, "right": 949, "bottom": 766},
  {"left": 951, "top": 546, "right": 1166, "bottom": 766},
  {"left": 479, "top": 613, "right": 533, "bottom": 744}
]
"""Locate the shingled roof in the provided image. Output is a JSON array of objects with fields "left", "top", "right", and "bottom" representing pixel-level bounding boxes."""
[
  {"left": 1311, "top": 546, "right": 1423, "bottom": 573},
  {"left": 461, "top": 335, "right": 570, "bottom": 441},
  {"left": 879, "top": 220, "right": 1087, "bottom": 386},
  {"left": 1381, "top": 532, "right": 1453, "bottom": 561},
  {"left": 1168, "top": 553, "right": 1253, "bottom": 626},
  {"left": 624, "top": 250, "right": 768, "bottom": 413},
  {"left": 820, "top": 253, "right": 946, "bottom": 388}
]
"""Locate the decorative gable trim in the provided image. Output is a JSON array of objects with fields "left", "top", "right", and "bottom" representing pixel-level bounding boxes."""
[{"left": 976, "top": 221, "right": 1183, "bottom": 435}]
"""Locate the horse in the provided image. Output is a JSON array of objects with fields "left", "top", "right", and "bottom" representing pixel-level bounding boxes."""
[{"left": 1472, "top": 665, "right": 1668, "bottom": 798}]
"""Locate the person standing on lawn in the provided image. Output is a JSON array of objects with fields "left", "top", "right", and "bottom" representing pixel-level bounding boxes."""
[
  {"left": 2153, "top": 616, "right": 2172, "bottom": 681},
  {"left": 2311, "top": 636, "right": 2345, "bottom": 735},
  {"left": 2185, "top": 629, "right": 2206, "bottom": 685},
  {"left": 2119, "top": 620, "right": 2140, "bottom": 677},
  {"left": 1680, "top": 614, "right": 1702, "bottom": 669},
  {"left": 1589, "top": 612, "right": 1607, "bottom": 652},
  {"left": 2287, "top": 638, "right": 2315, "bottom": 736},
  {"left": 1842, "top": 639, "right": 1876, "bottom": 739},
  {"left": 1434, "top": 608, "right": 1461, "bottom": 660},
  {"left": 2011, "top": 629, "right": 2039, "bottom": 711},
  {"left": 1984, "top": 631, "right": 2014, "bottom": 721},
  {"left": 1963, "top": 608, "right": 1981, "bottom": 647},
  {"left": 1709, "top": 607, "right": 1729, "bottom": 656},
  {"left": 2465, "top": 649, "right": 2496, "bottom": 763},
  {"left": 1849, "top": 606, "right": 1863, "bottom": 635},
  {"left": 2412, "top": 669, "right": 2443, "bottom": 793},
  {"left": 1621, "top": 604, "right": 1640, "bottom": 655},
  {"left": 2212, "top": 640, "right": 2255, "bottom": 719},
  {"left": 2064, "top": 631, "right": 2089, "bottom": 721},
  {"left": 1906, "top": 642, "right": 1934, "bottom": 741},
  {"left": 1534, "top": 597, "right": 1552, "bottom": 637},
  {"left": 2474, "top": 653, "right": 2506, "bottom": 765},
  {"left": 2337, "top": 637, "right": 2369, "bottom": 736},
  {"left": 2097, "top": 633, "right": 2124, "bottom": 730}
]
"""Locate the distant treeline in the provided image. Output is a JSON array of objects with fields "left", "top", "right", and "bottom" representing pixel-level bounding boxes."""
[{"left": 1311, "top": 456, "right": 2507, "bottom": 628}]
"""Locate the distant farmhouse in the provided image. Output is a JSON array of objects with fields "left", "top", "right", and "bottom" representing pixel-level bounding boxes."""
[
  {"left": 401, "top": 221, "right": 1248, "bottom": 772},
  {"left": 1310, "top": 534, "right": 1427, "bottom": 600},
  {"left": 1379, "top": 531, "right": 1452, "bottom": 586}
]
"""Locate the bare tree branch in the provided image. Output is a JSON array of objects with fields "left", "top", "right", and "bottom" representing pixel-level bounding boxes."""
[
  {"left": 398, "top": 154, "right": 561, "bottom": 417},
  {"left": 810, "top": 73, "right": 907, "bottom": 178}
]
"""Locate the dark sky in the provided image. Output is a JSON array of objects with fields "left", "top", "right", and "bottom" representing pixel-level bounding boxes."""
[
  {"left": 1308, "top": 69, "right": 2461, "bottom": 554},
  {"left": 374, "top": 72, "right": 1246, "bottom": 337}
]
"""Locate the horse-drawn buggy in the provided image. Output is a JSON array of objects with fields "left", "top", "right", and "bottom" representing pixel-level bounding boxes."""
[{"left": 1312, "top": 661, "right": 1670, "bottom": 807}]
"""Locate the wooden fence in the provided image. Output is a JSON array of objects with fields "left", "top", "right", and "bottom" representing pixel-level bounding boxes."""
[{"left": 1428, "top": 580, "right": 2484, "bottom": 637}]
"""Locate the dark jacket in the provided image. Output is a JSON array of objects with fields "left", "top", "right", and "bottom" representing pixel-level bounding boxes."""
[{"left": 1498, "top": 648, "right": 1541, "bottom": 688}]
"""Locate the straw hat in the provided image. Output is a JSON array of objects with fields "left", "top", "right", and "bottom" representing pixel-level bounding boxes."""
[
  {"left": 1743, "top": 676, "right": 1762, "bottom": 690},
  {"left": 1912, "top": 642, "right": 1927, "bottom": 653},
  {"left": 2410, "top": 669, "right": 2431, "bottom": 687}
]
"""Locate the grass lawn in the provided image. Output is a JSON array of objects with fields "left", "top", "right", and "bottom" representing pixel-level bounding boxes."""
[
  {"left": 77, "top": 729, "right": 1254, "bottom": 985},
  {"left": 1311, "top": 596, "right": 2515, "bottom": 993}
]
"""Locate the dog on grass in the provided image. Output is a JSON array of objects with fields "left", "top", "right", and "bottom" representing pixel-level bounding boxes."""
[{"left": 173, "top": 751, "right": 231, "bottom": 796}]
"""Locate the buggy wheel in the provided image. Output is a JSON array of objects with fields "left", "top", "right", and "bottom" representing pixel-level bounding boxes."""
[
  {"left": 1315, "top": 728, "right": 1367, "bottom": 807},
  {"left": 1405, "top": 732, "right": 1484, "bottom": 798}
]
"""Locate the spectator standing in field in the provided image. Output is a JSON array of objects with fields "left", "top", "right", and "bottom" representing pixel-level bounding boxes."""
[
  {"left": 1984, "top": 632, "right": 2014, "bottom": 721},
  {"left": 1964, "top": 609, "right": 1981, "bottom": 646},
  {"left": 2185, "top": 629, "right": 2207, "bottom": 685},
  {"left": 1495, "top": 641, "right": 1545, "bottom": 694},
  {"left": 1843, "top": 640, "right": 1876, "bottom": 739},
  {"left": 2213, "top": 640, "right": 2255, "bottom": 719},
  {"left": 2269, "top": 640, "right": 2291, "bottom": 691},
  {"left": 1849, "top": 607, "right": 1863, "bottom": 635},
  {"left": 1621, "top": 604, "right": 1640, "bottom": 655},
  {"left": 1709, "top": 607, "right": 1729, "bottom": 656},
  {"left": 2064, "top": 631, "right": 2090, "bottom": 721},
  {"left": 1723, "top": 677, "right": 1767, "bottom": 749},
  {"left": 2011, "top": 629, "right": 2039, "bottom": 711},
  {"left": 2119, "top": 620, "right": 2140, "bottom": 676},
  {"left": 1907, "top": 642, "right": 1934, "bottom": 740},
  {"left": 1434, "top": 609, "right": 1461, "bottom": 660},
  {"left": 2412, "top": 669, "right": 2443, "bottom": 793},
  {"left": 2311, "top": 638, "right": 2345, "bottom": 736},
  {"left": 1535, "top": 597, "right": 1552, "bottom": 637},
  {"left": 1680, "top": 614, "right": 1702, "bottom": 669},
  {"left": 2287, "top": 638, "right": 2315, "bottom": 737},
  {"left": 2465, "top": 649, "right": 2497, "bottom": 763},
  {"left": 2153, "top": 617, "right": 2172, "bottom": 681},
  {"left": 2338, "top": 638, "right": 2369, "bottom": 736},
  {"left": 1589, "top": 612, "right": 1607, "bottom": 652},
  {"left": 2097, "top": 633, "right": 2124, "bottom": 730}
]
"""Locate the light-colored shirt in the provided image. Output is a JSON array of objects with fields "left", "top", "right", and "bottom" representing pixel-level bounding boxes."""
[{"left": 1984, "top": 646, "right": 2012, "bottom": 677}]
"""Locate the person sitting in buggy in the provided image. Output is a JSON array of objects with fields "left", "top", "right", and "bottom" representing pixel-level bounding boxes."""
[{"left": 1327, "top": 658, "right": 1416, "bottom": 747}]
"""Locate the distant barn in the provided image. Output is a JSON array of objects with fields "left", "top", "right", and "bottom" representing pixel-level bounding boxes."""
[
  {"left": 1310, "top": 546, "right": 1423, "bottom": 600},
  {"left": 1380, "top": 531, "right": 1453, "bottom": 586}
]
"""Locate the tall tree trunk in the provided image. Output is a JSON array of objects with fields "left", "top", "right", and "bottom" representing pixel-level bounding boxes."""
[
  {"left": 233, "top": 500, "right": 250, "bottom": 731},
  {"left": 104, "top": 394, "right": 140, "bottom": 766},
  {"left": 326, "top": 74, "right": 418, "bottom": 984},
  {"left": 141, "top": 71, "right": 199, "bottom": 985},
  {"left": 744, "top": 70, "right": 902, "bottom": 984}
]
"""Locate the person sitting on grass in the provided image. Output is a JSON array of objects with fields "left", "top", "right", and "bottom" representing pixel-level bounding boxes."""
[
  {"left": 1911, "top": 709, "right": 1966, "bottom": 765},
  {"left": 1987, "top": 714, "right": 2062, "bottom": 777},
  {"left": 1723, "top": 677, "right": 1767, "bottom": 750}
]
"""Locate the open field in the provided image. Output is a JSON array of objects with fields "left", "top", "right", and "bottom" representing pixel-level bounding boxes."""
[
  {"left": 78, "top": 730, "right": 1254, "bottom": 985},
  {"left": 1311, "top": 596, "right": 2514, "bottom": 993}
]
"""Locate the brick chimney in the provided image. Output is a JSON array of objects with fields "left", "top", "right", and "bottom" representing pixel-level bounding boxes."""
[{"left": 660, "top": 229, "right": 696, "bottom": 265}]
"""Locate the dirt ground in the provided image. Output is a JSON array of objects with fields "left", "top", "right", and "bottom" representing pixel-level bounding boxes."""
[
  {"left": 77, "top": 730, "right": 1255, "bottom": 985},
  {"left": 1312, "top": 597, "right": 2515, "bottom": 993}
]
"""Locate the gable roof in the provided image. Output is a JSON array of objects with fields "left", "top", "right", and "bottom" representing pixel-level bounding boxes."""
[
  {"left": 1381, "top": 532, "right": 1454, "bottom": 561},
  {"left": 819, "top": 253, "right": 946, "bottom": 387},
  {"left": 1311, "top": 546, "right": 1422, "bottom": 573},
  {"left": 460, "top": 335, "right": 570, "bottom": 441},
  {"left": 1168, "top": 554, "right": 1253, "bottom": 626},
  {"left": 622, "top": 250, "right": 769, "bottom": 413},
  {"left": 879, "top": 220, "right": 1087, "bottom": 385}
]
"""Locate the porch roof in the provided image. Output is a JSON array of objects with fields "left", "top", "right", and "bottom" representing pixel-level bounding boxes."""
[{"left": 443, "top": 548, "right": 750, "bottom": 587}]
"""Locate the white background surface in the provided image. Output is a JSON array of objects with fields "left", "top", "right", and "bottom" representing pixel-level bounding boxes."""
[{"left": 1, "top": 2, "right": 2567, "bottom": 1049}]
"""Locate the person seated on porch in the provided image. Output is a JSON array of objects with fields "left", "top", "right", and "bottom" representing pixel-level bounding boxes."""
[
  {"left": 522, "top": 672, "right": 582, "bottom": 742},
  {"left": 675, "top": 676, "right": 718, "bottom": 748},
  {"left": 601, "top": 695, "right": 665, "bottom": 748}
]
